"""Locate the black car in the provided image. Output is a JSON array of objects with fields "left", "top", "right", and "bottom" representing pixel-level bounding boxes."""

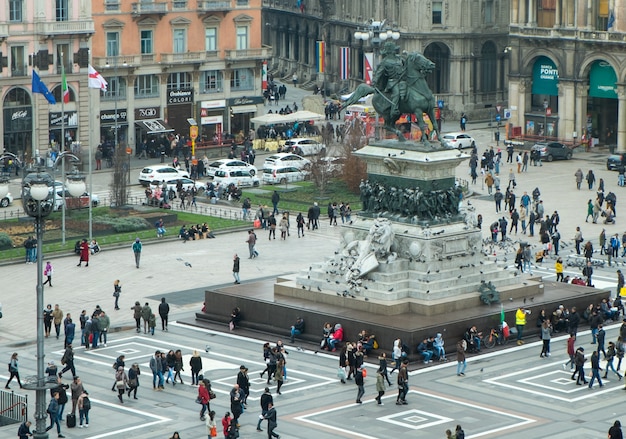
[
  {"left": 531, "top": 142, "right": 573, "bottom": 161},
  {"left": 607, "top": 154, "right": 625, "bottom": 171}
]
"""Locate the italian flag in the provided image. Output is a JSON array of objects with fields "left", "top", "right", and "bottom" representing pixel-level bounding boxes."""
[{"left": 61, "top": 67, "right": 69, "bottom": 104}]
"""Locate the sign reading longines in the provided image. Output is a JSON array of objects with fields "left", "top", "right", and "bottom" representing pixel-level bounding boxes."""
[{"left": 135, "top": 107, "right": 160, "bottom": 120}]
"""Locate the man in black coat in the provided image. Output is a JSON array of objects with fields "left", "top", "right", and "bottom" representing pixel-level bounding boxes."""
[
  {"left": 256, "top": 387, "right": 273, "bottom": 432},
  {"left": 263, "top": 402, "right": 279, "bottom": 439},
  {"left": 158, "top": 297, "right": 170, "bottom": 331}
]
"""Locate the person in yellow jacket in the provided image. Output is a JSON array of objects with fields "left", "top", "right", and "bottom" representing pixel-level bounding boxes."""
[
  {"left": 515, "top": 306, "right": 528, "bottom": 345},
  {"left": 555, "top": 258, "right": 564, "bottom": 282}
]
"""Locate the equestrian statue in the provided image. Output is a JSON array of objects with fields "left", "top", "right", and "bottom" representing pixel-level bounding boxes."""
[{"left": 343, "top": 41, "right": 439, "bottom": 143}]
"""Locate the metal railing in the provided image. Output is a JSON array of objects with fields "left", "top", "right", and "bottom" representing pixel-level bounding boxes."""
[{"left": 0, "top": 389, "right": 27, "bottom": 426}]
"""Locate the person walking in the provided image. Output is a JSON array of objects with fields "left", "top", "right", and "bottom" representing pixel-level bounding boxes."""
[
  {"left": 52, "top": 304, "right": 63, "bottom": 340},
  {"left": 609, "top": 421, "right": 623, "bottom": 439},
  {"left": 113, "top": 280, "right": 122, "bottom": 310},
  {"left": 586, "top": 169, "right": 596, "bottom": 190},
  {"left": 45, "top": 391, "right": 65, "bottom": 438},
  {"left": 575, "top": 168, "right": 584, "bottom": 190},
  {"left": 198, "top": 380, "right": 210, "bottom": 421},
  {"left": 131, "top": 301, "right": 142, "bottom": 332},
  {"left": 256, "top": 387, "right": 273, "bottom": 432},
  {"left": 77, "top": 238, "right": 89, "bottom": 267},
  {"left": 456, "top": 339, "right": 467, "bottom": 376},
  {"left": 574, "top": 226, "right": 583, "bottom": 254},
  {"left": 563, "top": 333, "right": 576, "bottom": 371},
  {"left": 190, "top": 350, "right": 203, "bottom": 386},
  {"left": 132, "top": 237, "right": 142, "bottom": 268},
  {"left": 396, "top": 360, "right": 409, "bottom": 405},
  {"left": 158, "top": 297, "right": 170, "bottom": 331},
  {"left": 271, "top": 190, "right": 280, "bottom": 215},
  {"left": 588, "top": 350, "right": 604, "bottom": 388},
  {"left": 141, "top": 302, "right": 152, "bottom": 334},
  {"left": 70, "top": 376, "right": 84, "bottom": 416},
  {"left": 572, "top": 347, "right": 587, "bottom": 385},
  {"left": 246, "top": 229, "right": 259, "bottom": 259},
  {"left": 539, "top": 320, "right": 551, "bottom": 357},
  {"left": 51, "top": 377, "right": 69, "bottom": 423},
  {"left": 59, "top": 344, "right": 76, "bottom": 378},
  {"left": 355, "top": 366, "right": 365, "bottom": 404},
  {"left": 77, "top": 390, "right": 90, "bottom": 428},
  {"left": 150, "top": 351, "right": 164, "bottom": 390},
  {"left": 515, "top": 306, "right": 527, "bottom": 345},
  {"left": 296, "top": 212, "right": 305, "bottom": 238},
  {"left": 127, "top": 363, "right": 140, "bottom": 400},
  {"left": 206, "top": 410, "right": 218, "bottom": 438},
  {"left": 603, "top": 341, "right": 622, "bottom": 380},
  {"left": 5, "top": 353, "right": 23, "bottom": 389},
  {"left": 555, "top": 257, "right": 564, "bottom": 282},
  {"left": 232, "top": 254, "right": 241, "bottom": 285},
  {"left": 42, "top": 261, "right": 54, "bottom": 287},
  {"left": 263, "top": 402, "right": 280, "bottom": 439},
  {"left": 374, "top": 367, "right": 386, "bottom": 405},
  {"left": 268, "top": 214, "right": 277, "bottom": 240}
]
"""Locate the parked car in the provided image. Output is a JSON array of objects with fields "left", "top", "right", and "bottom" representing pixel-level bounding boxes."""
[
  {"left": 206, "top": 159, "right": 257, "bottom": 178},
  {"left": 213, "top": 169, "right": 260, "bottom": 187},
  {"left": 262, "top": 166, "right": 309, "bottom": 185},
  {"left": 138, "top": 165, "right": 189, "bottom": 186},
  {"left": 262, "top": 153, "right": 311, "bottom": 170},
  {"left": 531, "top": 142, "right": 573, "bottom": 161},
  {"left": 441, "top": 132, "right": 476, "bottom": 149},
  {"left": 161, "top": 177, "right": 204, "bottom": 192},
  {"left": 280, "top": 138, "right": 326, "bottom": 156},
  {"left": 607, "top": 154, "right": 625, "bottom": 171},
  {"left": 0, "top": 192, "right": 13, "bottom": 208}
]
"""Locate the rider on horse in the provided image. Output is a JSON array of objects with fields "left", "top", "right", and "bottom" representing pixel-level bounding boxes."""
[{"left": 373, "top": 41, "right": 406, "bottom": 121}]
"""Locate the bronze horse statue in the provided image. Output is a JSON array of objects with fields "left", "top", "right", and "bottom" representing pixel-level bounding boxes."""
[{"left": 343, "top": 51, "right": 439, "bottom": 143}]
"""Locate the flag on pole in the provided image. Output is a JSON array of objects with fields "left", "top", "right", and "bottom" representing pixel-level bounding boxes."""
[
  {"left": 262, "top": 60, "right": 268, "bottom": 90},
  {"left": 608, "top": 9, "right": 615, "bottom": 31},
  {"left": 364, "top": 52, "right": 374, "bottom": 85},
  {"left": 316, "top": 41, "right": 325, "bottom": 74},
  {"left": 32, "top": 70, "right": 56, "bottom": 104},
  {"left": 500, "top": 303, "right": 505, "bottom": 324},
  {"left": 88, "top": 64, "right": 108, "bottom": 91},
  {"left": 61, "top": 65, "right": 69, "bottom": 104},
  {"left": 340, "top": 47, "right": 350, "bottom": 80}
]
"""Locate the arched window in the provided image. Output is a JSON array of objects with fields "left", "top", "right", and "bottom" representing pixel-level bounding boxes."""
[
  {"left": 423, "top": 43, "right": 450, "bottom": 93},
  {"left": 52, "top": 85, "right": 76, "bottom": 103},
  {"left": 481, "top": 41, "right": 497, "bottom": 93}
]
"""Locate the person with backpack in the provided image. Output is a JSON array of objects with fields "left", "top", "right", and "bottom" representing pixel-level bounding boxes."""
[
  {"left": 77, "top": 390, "right": 90, "bottom": 428},
  {"left": 5, "top": 352, "right": 23, "bottom": 389}
]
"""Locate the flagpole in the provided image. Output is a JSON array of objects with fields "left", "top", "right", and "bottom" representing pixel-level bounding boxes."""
[
  {"left": 60, "top": 51, "right": 67, "bottom": 245},
  {"left": 88, "top": 52, "right": 93, "bottom": 242},
  {"left": 32, "top": 54, "right": 38, "bottom": 162}
]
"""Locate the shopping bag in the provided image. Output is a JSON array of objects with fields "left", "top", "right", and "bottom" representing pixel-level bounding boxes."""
[{"left": 337, "top": 367, "right": 347, "bottom": 380}]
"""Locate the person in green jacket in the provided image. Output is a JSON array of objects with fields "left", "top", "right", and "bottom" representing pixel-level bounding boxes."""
[
  {"left": 148, "top": 313, "right": 156, "bottom": 336},
  {"left": 132, "top": 238, "right": 142, "bottom": 268},
  {"left": 141, "top": 303, "right": 152, "bottom": 334},
  {"left": 99, "top": 311, "right": 110, "bottom": 347}
]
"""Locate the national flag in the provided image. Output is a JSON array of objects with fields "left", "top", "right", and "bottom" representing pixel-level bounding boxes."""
[
  {"left": 316, "top": 41, "right": 325, "bottom": 74},
  {"left": 32, "top": 70, "right": 56, "bottom": 104},
  {"left": 88, "top": 64, "right": 108, "bottom": 91},
  {"left": 608, "top": 9, "right": 615, "bottom": 31},
  {"left": 364, "top": 52, "right": 374, "bottom": 85},
  {"left": 340, "top": 47, "right": 350, "bottom": 80},
  {"left": 262, "top": 60, "right": 268, "bottom": 90},
  {"left": 500, "top": 303, "right": 505, "bottom": 324},
  {"left": 61, "top": 65, "right": 69, "bottom": 104}
]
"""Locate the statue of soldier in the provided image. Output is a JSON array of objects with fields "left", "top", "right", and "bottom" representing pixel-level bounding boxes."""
[{"left": 372, "top": 41, "right": 406, "bottom": 120}]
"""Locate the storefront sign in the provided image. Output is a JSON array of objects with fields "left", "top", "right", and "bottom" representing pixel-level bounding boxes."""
[
  {"left": 589, "top": 60, "right": 617, "bottom": 99},
  {"left": 201, "top": 115, "right": 224, "bottom": 125},
  {"left": 168, "top": 88, "right": 194, "bottom": 105},
  {"left": 532, "top": 56, "right": 559, "bottom": 96},
  {"left": 135, "top": 107, "right": 160, "bottom": 120},
  {"left": 49, "top": 111, "right": 78, "bottom": 128},
  {"left": 100, "top": 109, "right": 128, "bottom": 125},
  {"left": 11, "top": 109, "right": 29, "bottom": 121},
  {"left": 201, "top": 100, "right": 226, "bottom": 110},
  {"left": 227, "top": 96, "right": 264, "bottom": 106}
]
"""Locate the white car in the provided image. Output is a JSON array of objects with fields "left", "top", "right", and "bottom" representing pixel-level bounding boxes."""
[
  {"left": 281, "top": 138, "right": 326, "bottom": 156},
  {"left": 160, "top": 177, "right": 203, "bottom": 193},
  {"left": 262, "top": 153, "right": 311, "bottom": 170},
  {"left": 213, "top": 169, "right": 260, "bottom": 187},
  {"left": 138, "top": 165, "right": 189, "bottom": 186},
  {"left": 262, "top": 166, "right": 309, "bottom": 185},
  {"left": 206, "top": 159, "right": 257, "bottom": 178},
  {"left": 51, "top": 183, "right": 100, "bottom": 210},
  {"left": 441, "top": 132, "right": 476, "bottom": 149},
  {"left": 0, "top": 192, "right": 13, "bottom": 208}
]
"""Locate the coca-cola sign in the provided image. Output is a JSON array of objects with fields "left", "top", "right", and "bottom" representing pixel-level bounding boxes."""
[{"left": 135, "top": 107, "right": 160, "bottom": 120}]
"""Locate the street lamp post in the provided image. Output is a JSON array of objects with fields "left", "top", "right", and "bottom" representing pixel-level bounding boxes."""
[
  {"left": 20, "top": 159, "right": 84, "bottom": 439},
  {"left": 354, "top": 20, "right": 400, "bottom": 140},
  {"left": 56, "top": 152, "right": 86, "bottom": 245}
]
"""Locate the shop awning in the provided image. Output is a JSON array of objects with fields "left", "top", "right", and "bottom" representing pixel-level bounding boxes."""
[
  {"left": 231, "top": 105, "right": 258, "bottom": 114},
  {"left": 134, "top": 119, "right": 174, "bottom": 134}
]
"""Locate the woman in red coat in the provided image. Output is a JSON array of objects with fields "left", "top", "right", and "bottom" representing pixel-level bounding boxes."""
[
  {"left": 198, "top": 380, "right": 209, "bottom": 421},
  {"left": 78, "top": 239, "right": 89, "bottom": 267}
]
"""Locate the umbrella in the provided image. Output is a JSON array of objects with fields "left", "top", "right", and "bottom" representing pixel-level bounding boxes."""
[
  {"left": 284, "top": 110, "right": 325, "bottom": 123},
  {"left": 250, "top": 113, "right": 288, "bottom": 125}
]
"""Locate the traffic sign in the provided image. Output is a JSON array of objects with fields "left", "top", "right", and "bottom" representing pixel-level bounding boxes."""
[
  {"left": 437, "top": 100, "right": 444, "bottom": 109},
  {"left": 190, "top": 125, "right": 198, "bottom": 140},
  {"left": 504, "top": 109, "right": 511, "bottom": 119},
  {"left": 495, "top": 114, "right": 501, "bottom": 122}
]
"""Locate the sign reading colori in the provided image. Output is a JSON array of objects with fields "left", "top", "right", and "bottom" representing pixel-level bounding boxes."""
[{"left": 168, "top": 89, "right": 193, "bottom": 104}]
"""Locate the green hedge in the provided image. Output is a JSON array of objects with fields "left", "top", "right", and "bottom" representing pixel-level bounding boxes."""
[
  {"left": 0, "top": 232, "right": 13, "bottom": 250},
  {"left": 93, "top": 216, "right": 150, "bottom": 233}
]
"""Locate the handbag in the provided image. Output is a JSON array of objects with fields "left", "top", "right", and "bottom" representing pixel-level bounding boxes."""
[
  {"left": 209, "top": 390, "right": 217, "bottom": 400},
  {"left": 210, "top": 426, "right": 217, "bottom": 437},
  {"left": 195, "top": 396, "right": 203, "bottom": 404},
  {"left": 337, "top": 367, "right": 347, "bottom": 380},
  {"left": 115, "top": 380, "right": 125, "bottom": 389}
]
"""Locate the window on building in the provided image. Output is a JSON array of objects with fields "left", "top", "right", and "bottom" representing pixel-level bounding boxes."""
[
  {"left": 432, "top": 1, "right": 442, "bottom": 24},
  {"left": 485, "top": 0, "right": 494, "bottom": 24},
  {"left": 537, "top": 0, "right": 556, "bottom": 27},
  {"left": 173, "top": 29, "right": 187, "bottom": 53},
  {"left": 203, "top": 70, "right": 223, "bottom": 93},
  {"left": 205, "top": 27, "right": 217, "bottom": 52},
  {"left": 236, "top": 0, "right": 249, "bottom": 5},
  {"left": 106, "top": 32, "right": 120, "bottom": 57},
  {"left": 424, "top": 42, "right": 449, "bottom": 93},
  {"left": 56, "top": 44, "right": 72, "bottom": 74},
  {"left": 104, "top": 0, "right": 120, "bottom": 11},
  {"left": 230, "top": 68, "right": 253, "bottom": 91},
  {"left": 480, "top": 42, "right": 497, "bottom": 93},
  {"left": 140, "top": 30, "right": 153, "bottom": 54},
  {"left": 10, "top": 46, "right": 25, "bottom": 76},
  {"left": 167, "top": 72, "right": 191, "bottom": 90},
  {"left": 55, "top": 0, "right": 68, "bottom": 22},
  {"left": 597, "top": 0, "right": 609, "bottom": 30},
  {"left": 134, "top": 74, "right": 159, "bottom": 98},
  {"left": 173, "top": 0, "right": 187, "bottom": 9},
  {"left": 236, "top": 26, "right": 249, "bottom": 51},
  {"left": 103, "top": 76, "right": 127, "bottom": 100},
  {"left": 9, "top": 0, "right": 23, "bottom": 22}
]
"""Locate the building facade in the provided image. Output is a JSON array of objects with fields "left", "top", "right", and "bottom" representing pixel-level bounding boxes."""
[
  {"left": 0, "top": 0, "right": 94, "bottom": 160},
  {"left": 262, "top": 0, "right": 510, "bottom": 120},
  {"left": 508, "top": 0, "right": 626, "bottom": 150},
  {"left": 92, "top": 0, "right": 270, "bottom": 150}
]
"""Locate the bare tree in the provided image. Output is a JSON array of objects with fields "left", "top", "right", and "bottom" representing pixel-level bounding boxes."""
[
  {"left": 110, "top": 144, "right": 129, "bottom": 207},
  {"left": 338, "top": 119, "right": 367, "bottom": 192}
]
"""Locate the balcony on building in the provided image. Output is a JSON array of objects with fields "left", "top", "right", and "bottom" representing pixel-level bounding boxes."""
[
  {"left": 132, "top": 2, "right": 168, "bottom": 18},
  {"left": 161, "top": 51, "right": 212, "bottom": 63},
  {"left": 224, "top": 46, "right": 272, "bottom": 61},
  {"left": 197, "top": 0, "right": 232, "bottom": 13},
  {"left": 92, "top": 55, "right": 142, "bottom": 70},
  {"left": 35, "top": 20, "right": 95, "bottom": 38}
]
